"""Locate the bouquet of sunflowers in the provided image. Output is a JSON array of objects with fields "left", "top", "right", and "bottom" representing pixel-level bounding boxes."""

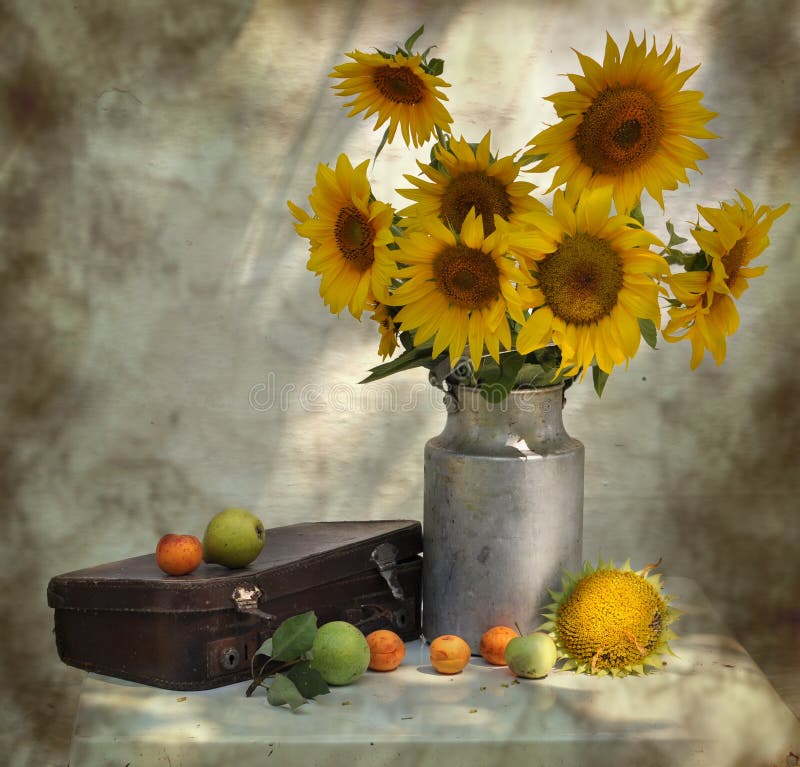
[{"left": 289, "top": 27, "right": 788, "bottom": 399}]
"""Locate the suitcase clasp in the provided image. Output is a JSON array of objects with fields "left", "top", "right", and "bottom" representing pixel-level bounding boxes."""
[
  {"left": 231, "top": 584, "right": 278, "bottom": 625},
  {"left": 370, "top": 543, "right": 404, "bottom": 600}
]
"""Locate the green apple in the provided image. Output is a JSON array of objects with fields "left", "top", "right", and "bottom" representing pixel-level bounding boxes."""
[
  {"left": 309, "top": 621, "right": 370, "bottom": 686},
  {"left": 202, "top": 508, "right": 265, "bottom": 568},
  {"left": 505, "top": 632, "right": 558, "bottom": 679}
]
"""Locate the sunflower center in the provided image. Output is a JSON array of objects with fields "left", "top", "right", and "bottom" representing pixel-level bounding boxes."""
[
  {"left": 556, "top": 570, "right": 665, "bottom": 671},
  {"left": 334, "top": 206, "right": 375, "bottom": 272},
  {"left": 536, "top": 233, "right": 624, "bottom": 324},
  {"left": 722, "top": 237, "right": 748, "bottom": 287},
  {"left": 440, "top": 171, "right": 513, "bottom": 234},
  {"left": 433, "top": 244, "right": 501, "bottom": 309},
  {"left": 575, "top": 86, "right": 665, "bottom": 175},
  {"left": 373, "top": 65, "right": 425, "bottom": 105}
]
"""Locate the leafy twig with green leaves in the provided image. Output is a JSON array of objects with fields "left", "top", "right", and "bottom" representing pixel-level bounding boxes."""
[{"left": 245, "top": 611, "right": 330, "bottom": 710}]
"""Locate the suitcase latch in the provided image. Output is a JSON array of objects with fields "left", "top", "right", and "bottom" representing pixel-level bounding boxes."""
[
  {"left": 370, "top": 542, "right": 404, "bottom": 600},
  {"left": 231, "top": 584, "right": 277, "bottom": 625}
]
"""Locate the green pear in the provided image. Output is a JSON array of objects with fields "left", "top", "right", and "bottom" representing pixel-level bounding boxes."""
[
  {"left": 309, "top": 621, "right": 370, "bottom": 686},
  {"left": 202, "top": 508, "right": 265, "bottom": 568},
  {"left": 505, "top": 632, "right": 557, "bottom": 679}
]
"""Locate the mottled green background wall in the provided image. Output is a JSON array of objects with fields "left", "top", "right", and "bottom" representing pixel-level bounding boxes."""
[{"left": 1, "top": 1, "right": 797, "bottom": 764}]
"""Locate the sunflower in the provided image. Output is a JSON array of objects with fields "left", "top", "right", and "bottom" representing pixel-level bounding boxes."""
[
  {"left": 663, "top": 192, "right": 789, "bottom": 368},
  {"left": 288, "top": 154, "right": 396, "bottom": 319},
  {"left": 369, "top": 302, "right": 400, "bottom": 359},
  {"left": 527, "top": 32, "right": 717, "bottom": 214},
  {"left": 540, "top": 558, "right": 680, "bottom": 677},
  {"left": 515, "top": 187, "right": 667, "bottom": 376},
  {"left": 662, "top": 290, "right": 737, "bottom": 369},
  {"left": 389, "top": 209, "right": 529, "bottom": 370},
  {"left": 397, "top": 132, "right": 546, "bottom": 235},
  {"left": 329, "top": 50, "right": 452, "bottom": 148},
  {"left": 693, "top": 191, "right": 789, "bottom": 300}
]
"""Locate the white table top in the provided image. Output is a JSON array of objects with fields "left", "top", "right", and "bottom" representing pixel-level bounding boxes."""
[{"left": 68, "top": 577, "right": 799, "bottom": 767}]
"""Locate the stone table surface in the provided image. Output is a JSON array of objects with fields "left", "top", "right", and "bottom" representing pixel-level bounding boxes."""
[{"left": 66, "top": 577, "right": 799, "bottom": 767}]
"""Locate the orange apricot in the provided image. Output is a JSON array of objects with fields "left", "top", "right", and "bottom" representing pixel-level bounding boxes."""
[
  {"left": 479, "top": 625, "right": 519, "bottom": 666},
  {"left": 155, "top": 534, "right": 203, "bottom": 576},
  {"left": 366, "top": 629, "right": 406, "bottom": 671},
  {"left": 429, "top": 634, "right": 471, "bottom": 674}
]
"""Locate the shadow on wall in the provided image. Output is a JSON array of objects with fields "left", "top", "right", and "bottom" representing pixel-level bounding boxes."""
[
  {"left": 679, "top": 0, "right": 800, "bottom": 637},
  {"left": 1, "top": 0, "right": 257, "bottom": 761}
]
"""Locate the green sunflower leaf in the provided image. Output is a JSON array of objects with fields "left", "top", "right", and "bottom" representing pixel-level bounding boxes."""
[
  {"left": 373, "top": 127, "right": 391, "bottom": 165},
  {"left": 638, "top": 318, "right": 658, "bottom": 349},
  {"left": 515, "top": 363, "right": 553, "bottom": 387},
  {"left": 420, "top": 45, "right": 437, "bottom": 63},
  {"left": 266, "top": 673, "right": 306, "bottom": 710},
  {"left": 684, "top": 251, "right": 711, "bottom": 272},
  {"left": 404, "top": 25, "right": 425, "bottom": 54},
  {"left": 665, "top": 220, "right": 688, "bottom": 246},
  {"left": 426, "top": 58, "right": 444, "bottom": 76},
  {"left": 528, "top": 344, "right": 563, "bottom": 371},
  {"left": 479, "top": 352, "right": 524, "bottom": 403},
  {"left": 630, "top": 200, "right": 645, "bottom": 227},
  {"left": 592, "top": 365, "right": 609, "bottom": 397},
  {"left": 360, "top": 341, "right": 437, "bottom": 383},
  {"left": 517, "top": 152, "right": 546, "bottom": 166},
  {"left": 270, "top": 611, "right": 318, "bottom": 662},
  {"left": 475, "top": 357, "right": 501, "bottom": 384}
]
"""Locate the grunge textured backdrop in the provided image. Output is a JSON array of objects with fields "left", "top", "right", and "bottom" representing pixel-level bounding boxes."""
[{"left": 1, "top": 1, "right": 798, "bottom": 764}]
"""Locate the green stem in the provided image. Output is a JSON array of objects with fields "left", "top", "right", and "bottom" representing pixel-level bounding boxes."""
[{"left": 245, "top": 657, "right": 303, "bottom": 697}]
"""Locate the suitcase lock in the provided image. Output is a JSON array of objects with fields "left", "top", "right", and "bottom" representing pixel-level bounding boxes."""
[
  {"left": 231, "top": 584, "right": 278, "bottom": 625},
  {"left": 370, "top": 543, "right": 404, "bottom": 600}
]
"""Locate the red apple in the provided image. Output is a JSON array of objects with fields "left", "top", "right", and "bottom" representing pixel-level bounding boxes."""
[{"left": 155, "top": 534, "right": 203, "bottom": 576}]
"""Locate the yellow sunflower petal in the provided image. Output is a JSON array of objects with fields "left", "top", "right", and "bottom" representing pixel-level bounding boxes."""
[
  {"left": 397, "top": 130, "right": 545, "bottom": 235},
  {"left": 330, "top": 50, "right": 452, "bottom": 148},
  {"left": 293, "top": 154, "right": 396, "bottom": 319},
  {"left": 527, "top": 32, "right": 716, "bottom": 212}
]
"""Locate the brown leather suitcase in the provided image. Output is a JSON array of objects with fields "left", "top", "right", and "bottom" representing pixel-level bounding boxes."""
[{"left": 47, "top": 519, "right": 422, "bottom": 690}]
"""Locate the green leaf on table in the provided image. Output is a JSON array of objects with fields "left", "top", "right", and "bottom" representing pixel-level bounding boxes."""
[
  {"left": 286, "top": 661, "right": 330, "bottom": 699},
  {"left": 254, "top": 637, "right": 273, "bottom": 659},
  {"left": 266, "top": 673, "right": 307, "bottom": 710},
  {"left": 271, "top": 611, "right": 318, "bottom": 662}
]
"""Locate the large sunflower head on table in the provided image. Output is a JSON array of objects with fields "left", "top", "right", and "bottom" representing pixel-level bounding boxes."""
[{"left": 288, "top": 26, "right": 789, "bottom": 400}]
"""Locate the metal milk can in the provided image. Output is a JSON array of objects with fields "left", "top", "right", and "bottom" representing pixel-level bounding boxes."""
[{"left": 422, "top": 383, "right": 584, "bottom": 652}]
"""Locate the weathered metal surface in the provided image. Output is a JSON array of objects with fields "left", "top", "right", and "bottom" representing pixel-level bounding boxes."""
[{"left": 423, "top": 385, "right": 584, "bottom": 651}]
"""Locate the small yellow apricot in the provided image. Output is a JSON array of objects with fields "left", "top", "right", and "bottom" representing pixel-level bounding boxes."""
[
  {"left": 429, "top": 634, "right": 471, "bottom": 674},
  {"left": 366, "top": 629, "right": 406, "bottom": 671},
  {"left": 479, "top": 625, "right": 518, "bottom": 666}
]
